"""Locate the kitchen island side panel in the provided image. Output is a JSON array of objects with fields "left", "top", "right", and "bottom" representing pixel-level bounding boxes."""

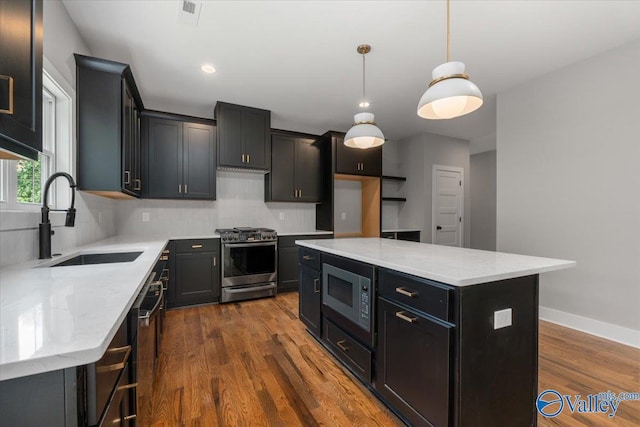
[{"left": 456, "top": 274, "right": 539, "bottom": 427}]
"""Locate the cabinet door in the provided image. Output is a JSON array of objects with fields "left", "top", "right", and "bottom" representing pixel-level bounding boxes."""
[
  {"left": 174, "top": 251, "right": 219, "bottom": 306},
  {"left": 147, "top": 118, "right": 182, "bottom": 198},
  {"left": 360, "top": 145, "right": 382, "bottom": 177},
  {"left": 278, "top": 246, "right": 299, "bottom": 292},
  {"left": 376, "top": 297, "right": 452, "bottom": 427},
  {"left": 122, "top": 82, "right": 134, "bottom": 194},
  {"left": 335, "top": 137, "right": 361, "bottom": 175},
  {"left": 295, "top": 138, "right": 322, "bottom": 202},
  {"left": 132, "top": 105, "right": 141, "bottom": 195},
  {"left": 0, "top": 0, "right": 42, "bottom": 160},
  {"left": 269, "top": 134, "right": 296, "bottom": 201},
  {"left": 217, "top": 103, "right": 244, "bottom": 167},
  {"left": 243, "top": 108, "right": 270, "bottom": 169},
  {"left": 299, "top": 265, "right": 321, "bottom": 337},
  {"left": 183, "top": 122, "right": 216, "bottom": 199}
]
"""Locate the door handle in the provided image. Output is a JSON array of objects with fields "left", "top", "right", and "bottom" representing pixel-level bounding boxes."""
[
  {"left": 436, "top": 226, "right": 442, "bottom": 230},
  {"left": 336, "top": 339, "right": 349, "bottom": 352},
  {"left": 313, "top": 278, "right": 320, "bottom": 293},
  {"left": 0, "top": 75, "right": 14, "bottom": 114},
  {"left": 395, "top": 311, "right": 418, "bottom": 323},
  {"left": 395, "top": 287, "right": 417, "bottom": 298}
]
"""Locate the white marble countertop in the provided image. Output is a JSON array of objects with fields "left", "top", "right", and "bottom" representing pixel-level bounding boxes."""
[
  {"left": 295, "top": 238, "right": 575, "bottom": 287},
  {"left": 278, "top": 230, "right": 333, "bottom": 236},
  {"left": 0, "top": 237, "right": 168, "bottom": 381}
]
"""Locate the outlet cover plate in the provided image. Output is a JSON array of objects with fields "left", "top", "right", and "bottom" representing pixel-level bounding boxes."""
[{"left": 494, "top": 308, "right": 512, "bottom": 329}]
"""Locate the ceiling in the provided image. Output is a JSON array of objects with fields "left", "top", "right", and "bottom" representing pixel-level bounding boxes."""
[{"left": 62, "top": 1, "right": 640, "bottom": 146}]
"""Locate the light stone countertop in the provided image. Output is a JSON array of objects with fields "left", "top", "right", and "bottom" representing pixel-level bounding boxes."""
[
  {"left": 0, "top": 236, "right": 168, "bottom": 381},
  {"left": 296, "top": 238, "right": 575, "bottom": 287}
]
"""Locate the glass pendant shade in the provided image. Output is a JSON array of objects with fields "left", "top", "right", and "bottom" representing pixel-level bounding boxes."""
[
  {"left": 344, "top": 112, "right": 385, "bottom": 149},
  {"left": 417, "top": 61, "right": 483, "bottom": 119}
]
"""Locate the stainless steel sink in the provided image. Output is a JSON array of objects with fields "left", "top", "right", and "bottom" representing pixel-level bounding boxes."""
[{"left": 49, "top": 251, "right": 143, "bottom": 267}]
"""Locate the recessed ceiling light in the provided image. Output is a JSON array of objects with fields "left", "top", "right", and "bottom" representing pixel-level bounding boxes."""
[{"left": 201, "top": 64, "right": 216, "bottom": 74}]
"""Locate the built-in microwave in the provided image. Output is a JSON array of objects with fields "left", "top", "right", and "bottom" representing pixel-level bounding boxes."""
[{"left": 322, "top": 254, "right": 375, "bottom": 348}]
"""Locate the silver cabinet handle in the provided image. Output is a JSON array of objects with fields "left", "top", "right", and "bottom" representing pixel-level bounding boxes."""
[
  {"left": 336, "top": 339, "right": 349, "bottom": 352},
  {"left": 124, "top": 170, "right": 131, "bottom": 185},
  {"left": 192, "top": 244, "right": 203, "bottom": 249},
  {"left": 213, "top": 256, "right": 217, "bottom": 267},
  {"left": 134, "top": 179, "right": 141, "bottom": 191},
  {"left": 0, "top": 75, "right": 14, "bottom": 114},
  {"left": 178, "top": 184, "right": 182, "bottom": 193},
  {"left": 395, "top": 287, "right": 417, "bottom": 298},
  {"left": 185, "top": 184, "right": 188, "bottom": 193},
  {"left": 395, "top": 311, "right": 418, "bottom": 323},
  {"left": 313, "top": 278, "right": 320, "bottom": 293},
  {"left": 242, "top": 154, "right": 246, "bottom": 163},
  {"left": 247, "top": 154, "right": 250, "bottom": 163},
  {"left": 299, "top": 189, "right": 302, "bottom": 198}
]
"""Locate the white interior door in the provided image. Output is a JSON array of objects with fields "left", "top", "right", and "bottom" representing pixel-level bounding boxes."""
[{"left": 432, "top": 165, "right": 464, "bottom": 247}]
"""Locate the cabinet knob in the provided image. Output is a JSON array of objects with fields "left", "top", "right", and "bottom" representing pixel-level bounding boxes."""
[{"left": 0, "top": 75, "right": 14, "bottom": 115}]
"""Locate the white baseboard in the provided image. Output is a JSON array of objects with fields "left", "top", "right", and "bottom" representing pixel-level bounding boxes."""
[{"left": 539, "top": 306, "right": 640, "bottom": 349}]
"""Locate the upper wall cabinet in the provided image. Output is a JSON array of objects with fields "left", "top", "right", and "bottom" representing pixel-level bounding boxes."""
[
  {"left": 0, "top": 0, "right": 43, "bottom": 160},
  {"left": 265, "top": 132, "right": 322, "bottom": 202},
  {"left": 142, "top": 111, "right": 216, "bottom": 200},
  {"left": 75, "top": 54, "right": 144, "bottom": 199},
  {"left": 335, "top": 135, "right": 382, "bottom": 177},
  {"left": 215, "top": 102, "right": 270, "bottom": 171}
]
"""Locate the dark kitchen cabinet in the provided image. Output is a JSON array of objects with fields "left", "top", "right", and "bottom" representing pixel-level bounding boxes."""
[
  {"left": 381, "top": 230, "right": 421, "bottom": 242},
  {"left": 299, "top": 264, "right": 321, "bottom": 337},
  {"left": 168, "top": 239, "right": 220, "bottom": 307},
  {"left": 215, "top": 102, "right": 270, "bottom": 170},
  {"left": 0, "top": 0, "right": 42, "bottom": 160},
  {"left": 143, "top": 112, "right": 216, "bottom": 200},
  {"left": 75, "top": 54, "right": 144, "bottom": 198},
  {"left": 278, "top": 234, "right": 331, "bottom": 293},
  {"left": 335, "top": 135, "right": 382, "bottom": 177},
  {"left": 265, "top": 132, "right": 322, "bottom": 202},
  {"left": 377, "top": 297, "right": 452, "bottom": 427}
]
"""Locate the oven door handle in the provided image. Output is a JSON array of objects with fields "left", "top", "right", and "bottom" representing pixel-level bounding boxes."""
[
  {"left": 223, "top": 241, "right": 277, "bottom": 248},
  {"left": 139, "top": 285, "right": 164, "bottom": 327},
  {"left": 223, "top": 283, "right": 276, "bottom": 294}
]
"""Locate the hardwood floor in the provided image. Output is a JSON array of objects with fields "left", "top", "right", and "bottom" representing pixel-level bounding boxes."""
[{"left": 144, "top": 293, "right": 640, "bottom": 427}]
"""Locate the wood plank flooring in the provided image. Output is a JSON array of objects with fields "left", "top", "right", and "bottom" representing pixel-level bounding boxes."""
[{"left": 143, "top": 293, "right": 639, "bottom": 427}]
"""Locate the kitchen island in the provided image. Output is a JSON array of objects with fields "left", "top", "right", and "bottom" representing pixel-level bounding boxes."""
[{"left": 295, "top": 238, "right": 575, "bottom": 427}]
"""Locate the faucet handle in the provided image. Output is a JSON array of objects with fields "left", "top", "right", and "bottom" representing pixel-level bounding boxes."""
[{"left": 65, "top": 208, "right": 76, "bottom": 227}]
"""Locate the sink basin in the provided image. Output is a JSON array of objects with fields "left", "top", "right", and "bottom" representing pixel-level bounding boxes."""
[{"left": 49, "top": 251, "right": 143, "bottom": 267}]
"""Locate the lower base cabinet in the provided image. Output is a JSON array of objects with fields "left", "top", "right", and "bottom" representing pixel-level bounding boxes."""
[
  {"left": 298, "top": 264, "right": 321, "bottom": 337},
  {"left": 278, "top": 234, "right": 331, "bottom": 293},
  {"left": 168, "top": 239, "right": 220, "bottom": 307},
  {"left": 376, "top": 297, "right": 452, "bottom": 427}
]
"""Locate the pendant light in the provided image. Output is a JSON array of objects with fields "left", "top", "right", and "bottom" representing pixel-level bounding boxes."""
[
  {"left": 417, "top": 0, "right": 483, "bottom": 120},
  {"left": 344, "top": 44, "right": 385, "bottom": 149}
]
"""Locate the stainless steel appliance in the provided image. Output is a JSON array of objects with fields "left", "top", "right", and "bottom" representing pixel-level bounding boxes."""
[
  {"left": 216, "top": 227, "right": 277, "bottom": 303},
  {"left": 322, "top": 253, "right": 376, "bottom": 348},
  {"left": 130, "top": 252, "right": 166, "bottom": 427}
]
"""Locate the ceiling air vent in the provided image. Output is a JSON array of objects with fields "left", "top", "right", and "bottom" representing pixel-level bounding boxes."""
[
  {"left": 182, "top": 0, "right": 196, "bottom": 14},
  {"left": 177, "top": 0, "right": 202, "bottom": 27}
]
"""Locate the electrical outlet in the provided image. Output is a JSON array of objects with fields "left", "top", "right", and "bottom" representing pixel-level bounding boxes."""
[
  {"left": 494, "top": 308, "right": 512, "bottom": 329},
  {"left": 142, "top": 212, "right": 150, "bottom": 222},
  {"left": 341, "top": 212, "right": 347, "bottom": 221},
  {"left": 279, "top": 212, "right": 285, "bottom": 220}
]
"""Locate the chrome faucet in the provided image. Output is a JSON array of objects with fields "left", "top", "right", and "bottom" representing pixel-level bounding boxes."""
[{"left": 39, "top": 172, "right": 77, "bottom": 259}]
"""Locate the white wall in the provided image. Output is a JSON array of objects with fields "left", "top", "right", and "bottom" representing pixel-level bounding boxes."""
[
  {"left": 0, "top": 0, "right": 118, "bottom": 267},
  {"left": 497, "top": 40, "right": 640, "bottom": 337},
  {"left": 397, "top": 133, "right": 471, "bottom": 246},
  {"left": 470, "top": 150, "right": 496, "bottom": 250},
  {"left": 115, "top": 171, "right": 316, "bottom": 238}
]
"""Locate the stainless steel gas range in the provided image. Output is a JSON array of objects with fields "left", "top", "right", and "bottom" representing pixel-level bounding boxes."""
[{"left": 215, "top": 227, "right": 278, "bottom": 303}]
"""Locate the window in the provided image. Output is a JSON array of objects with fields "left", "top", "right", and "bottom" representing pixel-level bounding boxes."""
[{"left": 0, "top": 70, "right": 71, "bottom": 211}]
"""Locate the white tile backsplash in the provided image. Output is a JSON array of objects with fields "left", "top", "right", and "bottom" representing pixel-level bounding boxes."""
[{"left": 115, "top": 171, "right": 317, "bottom": 239}]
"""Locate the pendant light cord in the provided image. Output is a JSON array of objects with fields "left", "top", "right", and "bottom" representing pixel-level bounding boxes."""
[
  {"left": 362, "top": 52, "right": 366, "bottom": 108},
  {"left": 446, "top": 0, "right": 451, "bottom": 62}
]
